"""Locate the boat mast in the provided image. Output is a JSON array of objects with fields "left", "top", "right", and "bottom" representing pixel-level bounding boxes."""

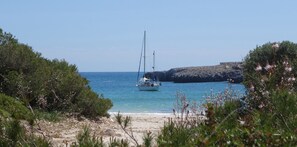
[
  {"left": 153, "top": 51, "right": 155, "bottom": 72},
  {"left": 143, "top": 31, "right": 146, "bottom": 74},
  {"left": 137, "top": 38, "right": 144, "bottom": 82}
]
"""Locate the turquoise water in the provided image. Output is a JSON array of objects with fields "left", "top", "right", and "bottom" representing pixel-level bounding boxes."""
[{"left": 80, "top": 72, "right": 246, "bottom": 113}]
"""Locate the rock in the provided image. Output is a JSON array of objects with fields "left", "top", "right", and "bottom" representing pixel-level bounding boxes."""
[{"left": 145, "top": 62, "right": 243, "bottom": 83}]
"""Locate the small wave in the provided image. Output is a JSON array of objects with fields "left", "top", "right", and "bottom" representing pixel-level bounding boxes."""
[{"left": 108, "top": 112, "right": 173, "bottom": 117}]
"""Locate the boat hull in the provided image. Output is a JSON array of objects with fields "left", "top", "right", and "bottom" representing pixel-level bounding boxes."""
[
  {"left": 137, "top": 78, "right": 160, "bottom": 91},
  {"left": 137, "top": 85, "right": 160, "bottom": 91}
]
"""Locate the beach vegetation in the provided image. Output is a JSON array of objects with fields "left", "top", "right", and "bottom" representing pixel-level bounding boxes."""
[
  {"left": 108, "top": 137, "right": 129, "bottom": 147},
  {"left": 73, "top": 125, "right": 104, "bottom": 147},
  {"left": 34, "top": 109, "right": 62, "bottom": 122},
  {"left": 115, "top": 112, "right": 140, "bottom": 146},
  {"left": 154, "top": 41, "right": 297, "bottom": 146},
  {"left": 0, "top": 28, "right": 112, "bottom": 119},
  {"left": 0, "top": 92, "right": 52, "bottom": 146},
  {"left": 0, "top": 93, "right": 34, "bottom": 122},
  {"left": 0, "top": 116, "right": 52, "bottom": 146},
  {"left": 143, "top": 131, "right": 154, "bottom": 147},
  {"left": 157, "top": 86, "right": 245, "bottom": 146},
  {"left": 115, "top": 112, "right": 157, "bottom": 147},
  {"left": 74, "top": 125, "right": 130, "bottom": 147},
  {"left": 0, "top": 28, "right": 112, "bottom": 146}
]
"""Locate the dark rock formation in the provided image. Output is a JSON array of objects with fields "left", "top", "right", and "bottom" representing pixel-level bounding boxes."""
[{"left": 145, "top": 62, "right": 243, "bottom": 83}]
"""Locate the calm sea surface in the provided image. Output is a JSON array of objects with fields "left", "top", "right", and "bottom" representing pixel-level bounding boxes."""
[{"left": 80, "top": 72, "right": 246, "bottom": 113}]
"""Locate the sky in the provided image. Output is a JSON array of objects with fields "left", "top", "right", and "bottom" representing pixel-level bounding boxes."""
[{"left": 1, "top": 0, "right": 297, "bottom": 72}]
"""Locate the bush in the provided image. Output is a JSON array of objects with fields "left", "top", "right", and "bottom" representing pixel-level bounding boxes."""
[
  {"left": 0, "top": 118, "right": 51, "bottom": 146},
  {"left": 75, "top": 89, "right": 112, "bottom": 118},
  {"left": 155, "top": 41, "right": 297, "bottom": 146},
  {"left": 0, "top": 28, "right": 112, "bottom": 119},
  {"left": 34, "top": 109, "right": 62, "bottom": 122},
  {"left": 243, "top": 41, "right": 297, "bottom": 131},
  {"left": 243, "top": 41, "right": 297, "bottom": 110},
  {"left": 74, "top": 126, "right": 104, "bottom": 147},
  {"left": 0, "top": 93, "right": 33, "bottom": 122}
]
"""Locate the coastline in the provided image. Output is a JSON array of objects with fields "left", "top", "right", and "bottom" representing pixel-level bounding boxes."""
[
  {"left": 146, "top": 62, "right": 243, "bottom": 83},
  {"left": 109, "top": 112, "right": 174, "bottom": 116},
  {"left": 29, "top": 112, "right": 176, "bottom": 146}
]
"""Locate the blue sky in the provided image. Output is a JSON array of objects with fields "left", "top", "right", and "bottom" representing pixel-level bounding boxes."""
[{"left": 1, "top": 1, "right": 297, "bottom": 72}]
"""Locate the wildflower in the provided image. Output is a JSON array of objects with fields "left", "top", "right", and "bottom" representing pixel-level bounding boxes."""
[
  {"left": 283, "top": 58, "right": 289, "bottom": 66},
  {"left": 288, "top": 77, "right": 292, "bottom": 82},
  {"left": 262, "top": 91, "right": 269, "bottom": 96},
  {"left": 288, "top": 75, "right": 296, "bottom": 82},
  {"left": 258, "top": 103, "right": 264, "bottom": 109},
  {"left": 285, "top": 65, "right": 292, "bottom": 72},
  {"left": 238, "top": 120, "right": 245, "bottom": 125},
  {"left": 264, "top": 62, "right": 272, "bottom": 71},
  {"left": 255, "top": 63, "right": 262, "bottom": 71},
  {"left": 271, "top": 62, "right": 277, "bottom": 68}
]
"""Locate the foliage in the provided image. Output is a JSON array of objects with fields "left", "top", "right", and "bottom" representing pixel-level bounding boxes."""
[
  {"left": 157, "top": 85, "right": 297, "bottom": 146},
  {"left": 0, "top": 28, "right": 112, "bottom": 118},
  {"left": 34, "top": 109, "right": 62, "bottom": 122},
  {"left": 243, "top": 41, "right": 297, "bottom": 110},
  {"left": 0, "top": 118, "right": 51, "bottom": 147},
  {"left": 74, "top": 89, "right": 112, "bottom": 118},
  {"left": 243, "top": 41, "right": 297, "bottom": 134},
  {"left": 157, "top": 118, "right": 194, "bottom": 146},
  {"left": 0, "top": 93, "right": 33, "bottom": 122},
  {"left": 115, "top": 112, "right": 139, "bottom": 146},
  {"left": 108, "top": 137, "right": 129, "bottom": 147},
  {"left": 158, "top": 56, "right": 297, "bottom": 146},
  {"left": 73, "top": 125, "right": 104, "bottom": 147},
  {"left": 142, "top": 131, "right": 154, "bottom": 147},
  {"left": 73, "top": 125, "right": 129, "bottom": 147},
  {"left": 157, "top": 87, "right": 245, "bottom": 146},
  {"left": 114, "top": 112, "right": 157, "bottom": 147}
]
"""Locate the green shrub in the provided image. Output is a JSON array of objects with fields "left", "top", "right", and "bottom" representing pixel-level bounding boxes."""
[
  {"left": 0, "top": 93, "right": 33, "bottom": 121},
  {"left": 143, "top": 131, "right": 154, "bottom": 147},
  {"left": 155, "top": 43, "right": 297, "bottom": 146},
  {"left": 34, "top": 109, "right": 62, "bottom": 122},
  {"left": 0, "top": 118, "right": 51, "bottom": 146},
  {"left": 157, "top": 118, "right": 194, "bottom": 146},
  {"left": 74, "top": 125, "right": 104, "bottom": 147},
  {"left": 75, "top": 89, "right": 112, "bottom": 118},
  {"left": 243, "top": 41, "right": 297, "bottom": 110},
  {"left": 269, "top": 90, "right": 297, "bottom": 132},
  {"left": 0, "top": 28, "right": 112, "bottom": 119},
  {"left": 243, "top": 41, "right": 297, "bottom": 130}
]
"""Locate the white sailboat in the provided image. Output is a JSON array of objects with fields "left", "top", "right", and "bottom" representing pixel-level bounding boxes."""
[{"left": 136, "top": 31, "right": 161, "bottom": 91}]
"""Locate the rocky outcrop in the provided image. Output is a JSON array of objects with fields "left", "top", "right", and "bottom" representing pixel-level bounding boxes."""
[{"left": 145, "top": 62, "right": 243, "bottom": 83}]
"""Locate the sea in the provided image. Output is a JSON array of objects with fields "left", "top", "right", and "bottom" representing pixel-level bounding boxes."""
[{"left": 80, "top": 72, "right": 246, "bottom": 114}]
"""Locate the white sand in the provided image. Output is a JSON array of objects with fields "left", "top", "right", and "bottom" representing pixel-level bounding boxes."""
[{"left": 27, "top": 113, "right": 175, "bottom": 146}]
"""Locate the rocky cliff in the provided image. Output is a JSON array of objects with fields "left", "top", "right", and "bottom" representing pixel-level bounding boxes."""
[{"left": 145, "top": 62, "right": 243, "bottom": 83}]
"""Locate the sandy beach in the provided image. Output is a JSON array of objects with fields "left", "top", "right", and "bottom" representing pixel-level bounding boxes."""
[{"left": 27, "top": 113, "right": 175, "bottom": 146}]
